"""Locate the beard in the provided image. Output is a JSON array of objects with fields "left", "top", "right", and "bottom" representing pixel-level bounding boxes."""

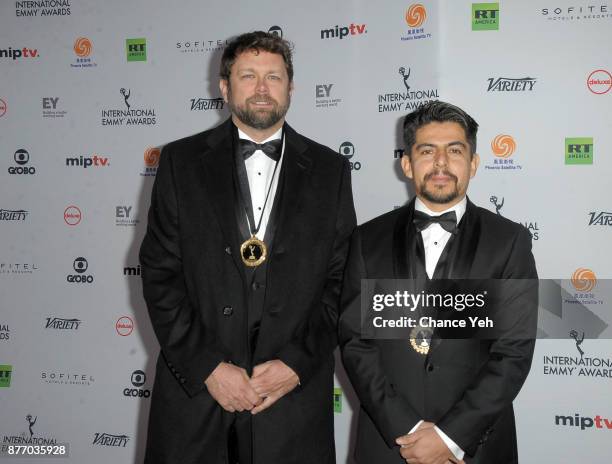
[
  {"left": 228, "top": 88, "right": 290, "bottom": 130},
  {"left": 418, "top": 170, "right": 460, "bottom": 205}
]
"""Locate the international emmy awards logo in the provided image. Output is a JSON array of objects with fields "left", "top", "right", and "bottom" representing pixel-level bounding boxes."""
[
  {"left": 120, "top": 88, "right": 131, "bottom": 110},
  {"left": 489, "top": 195, "right": 504, "bottom": 215},
  {"left": 569, "top": 329, "right": 585, "bottom": 360},
  {"left": 399, "top": 67, "right": 411, "bottom": 92}
]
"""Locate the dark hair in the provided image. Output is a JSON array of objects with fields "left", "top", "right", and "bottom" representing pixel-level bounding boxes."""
[
  {"left": 403, "top": 101, "right": 479, "bottom": 157},
  {"left": 220, "top": 31, "right": 294, "bottom": 82}
]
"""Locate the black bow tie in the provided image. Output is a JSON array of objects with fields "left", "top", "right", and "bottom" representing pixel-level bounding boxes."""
[
  {"left": 239, "top": 138, "right": 282, "bottom": 162},
  {"left": 413, "top": 210, "right": 457, "bottom": 234}
]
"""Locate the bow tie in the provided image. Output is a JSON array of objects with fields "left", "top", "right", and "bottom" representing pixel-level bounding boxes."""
[
  {"left": 239, "top": 138, "right": 282, "bottom": 162},
  {"left": 413, "top": 210, "right": 457, "bottom": 234}
]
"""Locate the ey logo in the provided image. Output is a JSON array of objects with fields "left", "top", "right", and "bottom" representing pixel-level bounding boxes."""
[
  {"left": 491, "top": 134, "right": 516, "bottom": 158},
  {"left": 126, "top": 38, "right": 146, "bottom": 62},
  {"left": 472, "top": 3, "right": 499, "bottom": 30},
  {"left": 565, "top": 138, "right": 593, "bottom": 165}
]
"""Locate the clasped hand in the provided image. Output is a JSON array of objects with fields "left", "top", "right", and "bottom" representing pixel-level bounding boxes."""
[
  {"left": 396, "top": 422, "right": 465, "bottom": 464},
  {"left": 204, "top": 360, "right": 299, "bottom": 414}
]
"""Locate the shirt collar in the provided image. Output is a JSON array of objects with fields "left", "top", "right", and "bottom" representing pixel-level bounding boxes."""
[
  {"left": 415, "top": 196, "right": 467, "bottom": 224},
  {"left": 237, "top": 127, "right": 282, "bottom": 144}
]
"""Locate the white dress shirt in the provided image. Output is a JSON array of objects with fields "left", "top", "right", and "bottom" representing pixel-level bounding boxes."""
[
  {"left": 238, "top": 127, "right": 284, "bottom": 240},
  {"left": 409, "top": 196, "right": 467, "bottom": 461}
]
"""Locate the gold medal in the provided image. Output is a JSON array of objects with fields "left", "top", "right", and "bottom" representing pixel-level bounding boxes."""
[
  {"left": 240, "top": 236, "right": 267, "bottom": 267},
  {"left": 410, "top": 326, "right": 433, "bottom": 355}
]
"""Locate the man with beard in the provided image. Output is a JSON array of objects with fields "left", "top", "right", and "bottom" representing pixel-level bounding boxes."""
[
  {"left": 340, "top": 101, "right": 538, "bottom": 464},
  {"left": 140, "top": 31, "right": 355, "bottom": 464}
]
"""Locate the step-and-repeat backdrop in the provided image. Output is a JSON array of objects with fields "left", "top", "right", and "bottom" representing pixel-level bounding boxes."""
[{"left": 1, "top": 1, "right": 611, "bottom": 462}]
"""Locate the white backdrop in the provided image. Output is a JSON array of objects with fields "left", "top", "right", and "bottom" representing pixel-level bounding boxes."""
[{"left": 1, "top": 0, "right": 611, "bottom": 462}]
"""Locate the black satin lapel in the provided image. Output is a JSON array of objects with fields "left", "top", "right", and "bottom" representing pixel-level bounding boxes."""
[
  {"left": 447, "top": 199, "right": 481, "bottom": 280},
  {"left": 393, "top": 201, "right": 415, "bottom": 279}
]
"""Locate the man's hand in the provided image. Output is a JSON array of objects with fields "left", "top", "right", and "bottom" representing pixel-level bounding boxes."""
[
  {"left": 204, "top": 362, "right": 262, "bottom": 412},
  {"left": 249, "top": 360, "right": 300, "bottom": 414},
  {"left": 395, "top": 426, "right": 458, "bottom": 464}
]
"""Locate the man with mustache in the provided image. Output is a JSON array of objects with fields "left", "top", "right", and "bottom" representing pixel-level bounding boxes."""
[
  {"left": 340, "top": 101, "right": 537, "bottom": 463},
  {"left": 140, "top": 31, "right": 355, "bottom": 464}
]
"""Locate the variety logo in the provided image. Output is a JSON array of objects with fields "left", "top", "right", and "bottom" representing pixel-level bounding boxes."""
[
  {"left": 1, "top": 414, "right": 61, "bottom": 449},
  {"left": 101, "top": 88, "right": 157, "bottom": 126},
  {"left": 15, "top": 0, "right": 71, "bottom": 17},
  {"left": 320, "top": 22, "right": 367, "bottom": 40},
  {"left": 587, "top": 69, "right": 612, "bottom": 94},
  {"left": 555, "top": 414, "right": 612, "bottom": 430},
  {"left": 472, "top": 3, "right": 500, "bottom": 30},
  {"left": 0, "top": 324, "right": 9, "bottom": 341},
  {"left": 339, "top": 141, "right": 362, "bottom": 171},
  {"left": 126, "top": 38, "right": 146, "bottom": 62},
  {"left": 41, "top": 370, "right": 94, "bottom": 386},
  {"left": 0, "top": 209, "right": 28, "bottom": 221},
  {"left": 92, "top": 433, "right": 130, "bottom": 448},
  {"left": 487, "top": 77, "right": 536, "bottom": 92},
  {"left": 268, "top": 25, "right": 283, "bottom": 38},
  {"left": 485, "top": 134, "right": 522, "bottom": 171},
  {"left": 401, "top": 4, "right": 431, "bottom": 41},
  {"left": 45, "top": 317, "right": 82, "bottom": 330},
  {"left": 65, "top": 154, "right": 110, "bottom": 168},
  {"left": 71, "top": 37, "right": 97, "bottom": 68},
  {"left": 123, "top": 370, "right": 151, "bottom": 398},
  {"left": 66, "top": 257, "right": 94, "bottom": 284},
  {"left": 315, "top": 84, "right": 342, "bottom": 109},
  {"left": 333, "top": 387, "right": 342, "bottom": 413},
  {"left": 378, "top": 66, "right": 439, "bottom": 112},
  {"left": 64, "top": 205, "right": 82, "bottom": 226},
  {"left": 116, "top": 206, "right": 139, "bottom": 226},
  {"left": 0, "top": 98, "right": 6, "bottom": 117},
  {"left": 0, "top": 46, "right": 39, "bottom": 60},
  {"left": 141, "top": 146, "right": 160, "bottom": 177},
  {"left": 0, "top": 365, "right": 11, "bottom": 387},
  {"left": 541, "top": 5, "right": 611, "bottom": 22},
  {"left": 588, "top": 211, "right": 612, "bottom": 226},
  {"left": 0, "top": 262, "right": 39, "bottom": 275},
  {"left": 8, "top": 149, "right": 36, "bottom": 175},
  {"left": 190, "top": 97, "right": 224, "bottom": 111},
  {"left": 565, "top": 137, "right": 593, "bottom": 165},
  {"left": 123, "top": 264, "right": 141, "bottom": 276},
  {"left": 116, "top": 316, "right": 134, "bottom": 336},
  {"left": 42, "top": 96, "right": 66, "bottom": 118},
  {"left": 175, "top": 39, "right": 228, "bottom": 54}
]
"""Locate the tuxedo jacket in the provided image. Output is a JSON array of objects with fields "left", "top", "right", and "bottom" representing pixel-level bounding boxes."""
[
  {"left": 339, "top": 199, "right": 538, "bottom": 464},
  {"left": 139, "top": 119, "right": 356, "bottom": 464}
]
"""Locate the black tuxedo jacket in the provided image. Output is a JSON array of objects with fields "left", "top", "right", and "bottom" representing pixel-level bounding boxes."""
[
  {"left": 339, "top": 199, "right": 538, "bottom": 464},
  {"left": 140, "top": 119, "right": 356, "bottom": 464}
]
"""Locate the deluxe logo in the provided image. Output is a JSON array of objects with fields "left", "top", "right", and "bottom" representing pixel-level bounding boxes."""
[
  {"left": 0, "top": 324, "right": 9, "bottom": 341},
  {"left": 555, "top": 413, "right": 612, "bottom": 430},
  {"left": 71, "top": 37, "right": 96, "bottom": 68},
  {"left": 378, "top": 67, "right": 439, "bottom": 112},
  {"left": 0, "top": 365, "right": 11, "bottom": 388},
  {"left": 42, "top": 96, "right": 66, "bottom": 118},
  {"left": 92, "top": 433, "right": 130, "bottom": 447},
  {"left": 126, "top": 38, "right": 146, "bottom": 62},
  {"left": 123, "top": 370, "right": 151, "bottom": 399},
  {"left": 0, "top": 46, "right": 39, "bottom": 60},
  {"left": 141, "top": 147, "right": 160, "bottom": 177},
  {"left": 587, "top": 69, "right": 612, "bottom": 94},
  {"left": 175, "top": 39, "right": 228, "bottom": 54},
  {"left": 315, "top": 84, "right": 342, "bottom": 109},
  {"left": 67, "top": 257, "right": 94, "bottom": 284},
  {"left": 190, "top": 97, "right": 224, "bottom": 111},
  {"left": 588, "top": 211, "right": 612, "bottom": 226},
  {"left": 41, "top": 371, "right": 94, "bottom": 386},
  {"left": 487, "top": 77, "right": 536, "bottom": 92},
  {"left": 116, "top": 316, "right": 134, "bottom": 336},
  {"left": 572, "top": 268, "right": 596, "bottom": 293},
  {"left": 333, "top": 387, "right": 342, "bottom": 413},
  {"left": 320, "top": 22, "right": 367, "bottom": 40},
  {"left": 15, "top": 0, "right": 71, "bottom": 17},
  {"left": 565, "top": 137, "right": 593, "bottom": 165},
  {"left": 268, "top": 25, "right": 283, "bottom": 38},
  {"left": 101, "top": 88, "right": 157, "bottom": 126},
  {"left": 0, "top": 209, "right": 28, "bottom": 221},
  {"left": 116, "top": 206, "right": 139, "bottom": 226},
  {"left": 472, "top": 3, "right": 500, "bottom": 30},
  {"left": 0, "top": 262, "right": 39, "bottom": 275},
  {"left": 65, "top": 154, "right": 110, "bottom": 168},
  {"left": 8, "top": 149, "right": 36, "bottom": 175},
  {"left": 0, "top": 98, "right": 6, "bottom": 117},
  {"left": 64, "top": 205, "right": 82, "bottom": 226},
  {"left": 123, "top": 264, "right": 141, "bottom": 276},
  {"left": 541, "top": 5, "right": 611, "bottom": 22},
  {"left": 401, "top": 4, "right": 431, "bottom": 41},
  {"left": 45, "top": 317, "right": 82, "bottom": 330},
  {"left": 339, "top": 141, "right": 362, "bottom": 171}
]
